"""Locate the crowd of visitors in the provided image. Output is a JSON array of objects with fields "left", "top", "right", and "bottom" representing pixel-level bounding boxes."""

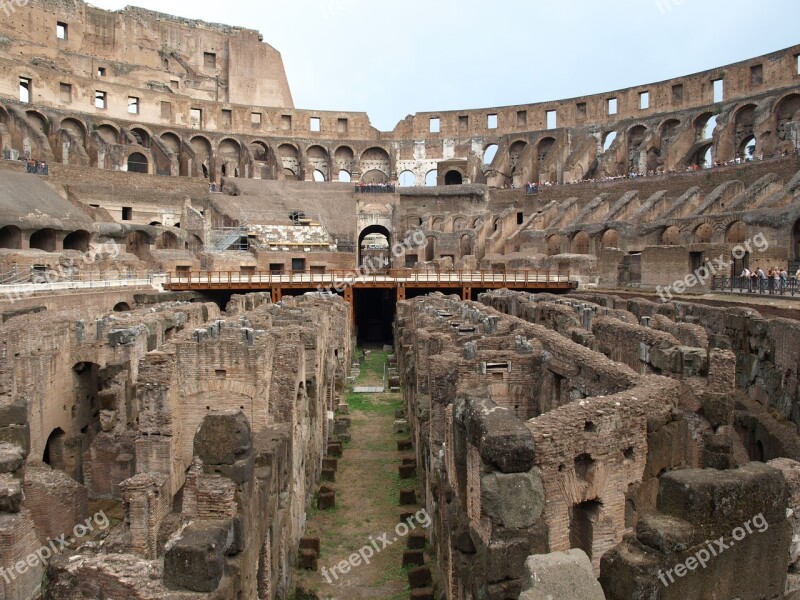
[
  {"left": 355, "top": 182, "right": 395, "bottom": 193},
  {"left": 23, "top": 158, "right": 48, "bottom": 175},
  {"left": 737, "top": 266, "right": 800, "bottom": 294}
]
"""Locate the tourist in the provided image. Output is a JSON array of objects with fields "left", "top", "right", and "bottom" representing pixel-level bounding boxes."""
[
  {"left": 757, "top": 267, "right": 766, "bottom": 293},
  {"left": 779, "top": 269, "right": 787, "bottom": 293},
  {"left": 750, "top": 268, "right": 759, "bottom": 292},
  {"left": 740, "top": 267, "right": 751, "bottom": 291},
  {"left": 767, "top": 267, "right": 775, "bottom": 294}
]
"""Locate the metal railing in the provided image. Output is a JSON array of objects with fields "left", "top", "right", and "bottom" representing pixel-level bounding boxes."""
[
  {"left": 167, "top": 269, "right": 574, "bottom": 288},
  {"left": 0, "top": 274, "right": 165, "bottom": 300},
  {"left": 711, "top": 276, "right": 800, "bottom": 297}
]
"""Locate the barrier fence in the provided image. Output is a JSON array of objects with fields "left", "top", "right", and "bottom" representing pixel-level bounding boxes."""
[{"left": 711, "top": 276, "right": 800, "bottom": 297}]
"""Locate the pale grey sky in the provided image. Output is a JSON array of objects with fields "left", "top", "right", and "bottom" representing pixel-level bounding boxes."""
[{"left": 88, "top": 0, "right": 799, "bottom": 131}]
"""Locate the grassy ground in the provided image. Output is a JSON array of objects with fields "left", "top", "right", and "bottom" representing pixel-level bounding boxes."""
[{"left": 292, "top": 348, "right": 418, "bottom": 600}]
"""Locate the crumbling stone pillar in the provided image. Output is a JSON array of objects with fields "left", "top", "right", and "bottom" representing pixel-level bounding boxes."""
[{"left": 120, "top": 472, "right": 170, "bottom": 559}]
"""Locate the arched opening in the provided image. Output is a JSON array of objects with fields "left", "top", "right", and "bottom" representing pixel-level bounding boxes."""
[
  {"left": 43, "top": 428, "right": 66, "bottom": 469},
  {"left": 776, "top": 93, "right": 800, "bottom": 146},
  {"left": 337, "top": 170, "right": 351, "bottom": 182},
  {"left": 361, "top": 170, "right": 388, "bottom": 184},
  {"left": 96, "top": 124, "right": 119, "bottom": 145},
  {"left": 738, "top": 135, "right": 756, "bottom": 161},
  {"left": 63, "top": 230, "right": 90, "bottom": 252},
  {"left": 483, "top": 144, "right": 499, "bottom": 165},
  {"left": 702, "top": 146, "right": 713, "bottom": 168},
  {"left": 599, "top": 229, "right": 619, "bottom": 249},
  {"left": 694, "top": 223, "right": 713, "bottom": 244},
  {"left": 425, "top": 236, "right": 436, "bottom": 262},
  {"left": 161, "top": 132, "right": 181, "bottom": 154},
  {"left": 602, "top": 131, "right": 617, "bottom": 152},
  {"left": 431, "top": 217, "right": 444, "bottom": 232},
  {"left": 627, "top": 125, "right": 648, "bottom": 172},
  {"left": 793, "top": 218, "right": 800, "bottom": 261},
  {"left": 360, "top": 147, "right": 390, "bottom": 179},
  {"left": 130, "top": 127, "right": 151, "bottom": 148},
  {"left": 219, "top": 139, "right": 241, "bottom": 178},
  {"left": 334, "top": 146, "right": 355, "bottom": 175},
  {"left": 113, "top": 302, "right": 131, "bottom": 312},
  {"left": 425, "top": 170, "right": 438, "bottom": 187},
  {"left": 278, "top": 144, "right": 300, "bottom": 179},
  {"left": 569, "top": 499, "right": 602, "bottom": 561},
  {"left": 358, "top": 225, "right": 391, "bottom": 270},
  {"left": 60, "top": 118, "right": 87, "bottom": 145},
  {"left": 398, "top": 170, "right": 416, "bottom": 187},
  {"left": 25, "top": 110, "right": 48, "bottom": 133},
  {"left": 190, "top": 136, "right": 213, "bottom": 179},
  {"left": 307, "top": 145, "right": 329, "bottom": 181},
  {"left": 149, "top": 221, "right": 162, "bottom": 226},
  {"left": 659, "top": 119, "right": 681, "bottom": 146},
  {"left": 661, "top": 226, "right": 680, "bottom": 245},
  {"left": 695, "top": 113, "right": 717, "bottom": 141},
  {"left": 726, "top": 221, "right": 747, "bottom": 244},
  {"left": 547, "top": 235, "right": 563, "bottom": 256},
  {"left": 29, "top": 228, "right": 57, "bottom": 252},
  {"left": 0, "top": 225, "right": 22, "bottom": 249},
  {"left": 313, "top": 169, "right": 325, "bottom": 182},
  {"left": 125, "top": 231, "right": 151, "bottom": 260},
  {"left": 249, "top": 141, "right": 269, "bottom": 162},
  {"left": 156, "top": 231, "right": 180, "bottom": 250},
  {"left": 734, "top": 105, "right": 757, "bottom": 156},
  {"left": 127, "top": 152, "right": 148, "bottom": 174},
  {"left": 444, "top": 170, "right": 463, "bottom": 185},
  {"left": 571, "top": 231, "right": 590, "bottom": 254},
  {"left": 460, "top": 234, "right": 472, "bottom": 256}
]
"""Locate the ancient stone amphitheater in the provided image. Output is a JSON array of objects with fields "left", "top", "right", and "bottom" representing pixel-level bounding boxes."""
[{"left": 0, "top": 1, "right": 799, "bottom": 599}]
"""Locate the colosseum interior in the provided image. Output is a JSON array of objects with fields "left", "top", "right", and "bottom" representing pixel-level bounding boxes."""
[{"left": 0, "top": 1, "right": 799, "bottom": 599}]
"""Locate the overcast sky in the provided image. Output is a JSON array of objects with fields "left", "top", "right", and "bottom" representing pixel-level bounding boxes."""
[{"left": 88, "top": 0, "right": 799, "bottom": 131}]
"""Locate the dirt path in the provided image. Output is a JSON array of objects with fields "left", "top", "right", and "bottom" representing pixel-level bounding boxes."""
[{"left": 293, "top": 349, "right": 418, "bottom": 600}]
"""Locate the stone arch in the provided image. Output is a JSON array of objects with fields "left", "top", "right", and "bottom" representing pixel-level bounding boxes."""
[
  {"left": 460, "top": 234, "right": 473, "bottom": 256},
  {"left": 738, "top": 135, "right": 756, "bottom": 160},
  {"left": 358, "top": 224, "right": 391, "bottom": 269},
  {"left": 29, "top": 228, "right": 57, "bottom": 252},
  {"left": 661, "top": 225, "right": 680, "bottom": 245},
  {"left": 508, "top": 140, "right": 528, "bottom": 170},
  {"left": 63, "top": 230, "right": 91, "bottom": 251},
  {"left": 547, "top": 234, "right": 564, "bottom": 256},
  {"left": 444, "top": 170, "right": 463, "bottom": 185},
  {"left": 733, "top": 104, "right": 757, "bottom": 154},
  {"left": 96, "top": 123, "right": 120, "bottom": 145},
  {"left": 125, "top": 231, "right": 152, "bottom": 259},
  {"left": 43, "top": 427, "right": 67, "bottom": 469},
  {"left": 127, "top": 152, "right": 149, "bottom": 174},
  {"left": 425, "top": 169, "right": 438, "bottom": 187},
  {"left": 130, "top": 127, "right": 151, "bottom": 148},
  {"left": 361, "top": 169, "right": 388, "bottom": 184},
  {"left": 453, "top": 216, "right": 469, "bottom": 231},
  {"left": 571, "top": 231, "right": 590, "bottom": 254},
  {"left": 0, "top": 225, "right": 22, "bottom": 249},
  {"left": 725, "top": 220, "right": 747, "bottom": 244},
  {"left": 694, "top": 112, "right": 717, "bottom": 141},
  {"left": 602, "top": 131, "right": 618, "bottom": 152},
  {"left": 398, "top": 170, "right": 416, "bottom": 187},
  {"left": 792, "top": 218, "right": 800, "bottom": 261},
  {"left": 694, "top": 222, "right": 713, "bottom": 244},
  {"left": 483, "top": 144, "right": 499, "bottom": 165},
  {"left": 659, "top": 118, "right": 681, "bottom": 146},
  {"left": 536, "top": 137, "right": 556, "bottom": 181},
  {"left": 627, "top": 125, "right": 648, "bottom": 171},
  {"left": 113, "top": 302, "right": 131, "bottom": 312},
  {"left": 776, "top": 93, "right": 800, "bottom": 146},
  {"left": 307, "top": 145, "right": 329, "bottom": 180},
  {"left": 0, "top": 103, "right": 9, "bottom": 126},
  {"left": 431, "top": 217, "right": 444, "bottom": 232},
  {"left": 60, "top": 118, "right": 87, "bottom": 145},
  {"left": 425, "top": 235, "right": 436, "bottom": 262},
  {"left": 313, "top": 170, "right": 325, "bottom": 182},
  {"left": 190, "top": 135, "right": 213, "bottom": 178},
  {"left": 334, "top": 145, "right": 354, "bottom": 162},
  {"left": 599, "top": 229, "right": 619, "bottom": 249},
  {"left": 278, "top": 143, "right": 300, "bottom": 179},
  {"left": 156, "top": 231, "right": 180, "bottom": 250},
  {"left": 249, "top": 140, "right": 270, "bottom": 162},
  {"left": 360, "top": 147, "right": 391, "bottom": 177},
  {"left": 160, "top": 132, "right": 181, "bottom": 153},
  {"left": 25, "top": 110, "right": 48, "bottom": 133},
  {"left": 219, "top": 138, "right": 241, "bottom": 177},
  {"left": 337, "top": 170, "right": 351, "bottom": 182}
]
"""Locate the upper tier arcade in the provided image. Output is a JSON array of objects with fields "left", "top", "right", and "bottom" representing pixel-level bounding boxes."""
[{"left": 0, "top": 0, "right": 798, "bottom": 185}]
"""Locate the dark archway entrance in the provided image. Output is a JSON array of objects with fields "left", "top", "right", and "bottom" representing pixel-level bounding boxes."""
[
  {"left": 0, "top": 225, "right": 22, "bottom": 249},
  {"left": 444, "top": 170, "right": 463, "bottom": 185},
  {"left": 353, "top": 288, "right": 396, "bottom": 344},
  {"left": 793, "top": 218, "right": 800, "bottom": 262},
  {"left": 127, "top": 152, "right": 149, "bottom": 174},
  {"left": 358, "top": 225, "right": 391, "bottom": 271}
]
